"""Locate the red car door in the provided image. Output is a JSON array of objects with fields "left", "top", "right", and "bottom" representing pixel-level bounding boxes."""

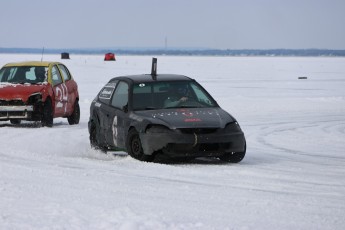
[
  {"left": 57, "top": 64, "right": 78, "bottom": 116},
  {"left": 50, "top": 65, "right": 68, "bottom": 117}
]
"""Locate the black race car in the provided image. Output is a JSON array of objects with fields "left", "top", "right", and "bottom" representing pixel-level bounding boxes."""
[{"left": 88, "top": 59, "right": 246, "bottom": 163}]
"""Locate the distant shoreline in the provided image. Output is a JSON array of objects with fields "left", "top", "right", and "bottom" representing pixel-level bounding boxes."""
[{"left": 1, "top": 47, "right": 345, "bottom": 57}]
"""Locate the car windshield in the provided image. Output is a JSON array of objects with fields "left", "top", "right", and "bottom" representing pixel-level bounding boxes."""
[
  {"left": 0, "top": 66, "right": 48, "bottom": 84},
  {"left": 132, "top": 80, "right": 218, "bottom": 111}
]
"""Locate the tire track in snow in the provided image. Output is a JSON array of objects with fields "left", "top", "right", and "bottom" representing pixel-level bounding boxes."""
[{"left": 254, "top": 116, "right": 345, "bottom": 163}]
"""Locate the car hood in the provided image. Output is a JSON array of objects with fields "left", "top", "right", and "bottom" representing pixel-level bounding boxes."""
[
  {"left": 0, "top": 83, "right": 46, "bottom": 102},
  {"left": 133, "top": 107, "right": 235, "bottom": 129}
]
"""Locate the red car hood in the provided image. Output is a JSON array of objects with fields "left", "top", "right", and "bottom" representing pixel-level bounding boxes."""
[{"left": 0, "top": 83, "right": 46, "bottom": 102}]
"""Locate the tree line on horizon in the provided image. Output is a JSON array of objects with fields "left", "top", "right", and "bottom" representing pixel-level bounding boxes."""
[{"left": 1, "top": 47, "right": 345, "bottom": 56}]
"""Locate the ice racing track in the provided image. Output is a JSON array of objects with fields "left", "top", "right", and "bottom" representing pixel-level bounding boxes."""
[
  {"left": 1, "top": 54, "right": 345, "bottom": 230},
  {"left": 255, "top": 114, "right": 345, "bottom": 162}
]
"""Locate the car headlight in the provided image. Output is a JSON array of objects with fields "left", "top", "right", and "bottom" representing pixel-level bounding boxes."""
[
  {"left": 225, "top": 122, "right": 242, "bottom": 132},
  {"left": 146, "top": 125, "right": 171, "bottom": 134}
]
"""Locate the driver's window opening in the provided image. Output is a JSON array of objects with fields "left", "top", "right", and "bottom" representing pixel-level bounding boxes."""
[{"left": 111, "top": 81, "right": 129, "bottom": 110}]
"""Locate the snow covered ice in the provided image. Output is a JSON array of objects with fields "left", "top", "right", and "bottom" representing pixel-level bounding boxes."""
[{"left": 1, "top": 54, "right": 345, "bottom": 229}]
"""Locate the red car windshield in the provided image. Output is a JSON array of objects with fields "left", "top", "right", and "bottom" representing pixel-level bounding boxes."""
[{"left": 0, "top": 66, "right": 47, "bottom": 84}]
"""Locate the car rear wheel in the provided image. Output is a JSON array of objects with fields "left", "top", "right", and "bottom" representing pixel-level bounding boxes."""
[
  {"left": 67, "top": 100, "right": 80, "bottom": 125},
  {"left": 89, "top": 120, "right": 107, "bottom": 152},
  {"left": 126, "top": 129, "right": 153, "bottom": 162},
  {"left": 219, "top": 143, "right": 246, "bottom": 163},
  {"left": 41, "top": 99, "right": 53, "bottom": 127}
]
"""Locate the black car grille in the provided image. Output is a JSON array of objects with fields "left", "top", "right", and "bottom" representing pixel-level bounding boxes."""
[
  {"left": 0, "top": 100, "right": 25, "bottom": 106},
  {"left": 178, "top": 128, "right": 218, "bottom": 134},
  {"left": 164, "top": 142, "right": 231, "bottom": 156}
]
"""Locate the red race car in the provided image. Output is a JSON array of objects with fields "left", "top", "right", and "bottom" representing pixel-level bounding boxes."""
[{"left": 0, "top": 61, "right": 80, "bottom": 127}]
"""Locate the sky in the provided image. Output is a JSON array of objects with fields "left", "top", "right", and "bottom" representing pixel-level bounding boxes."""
[{"left": 1, "top": 0, "right": 345, "bottom": 50}]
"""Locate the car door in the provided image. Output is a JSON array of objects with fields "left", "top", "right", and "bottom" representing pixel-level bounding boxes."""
[
  {"left": 57, "top": 64, "right": 77, "bottom": 115},
  {"left": 106, "top": 81, "right": 129, "bottom": 149},
  {"left": 50, "top": 65, "right": 67, "bottom": 116},
  {"left": 96, "top": 81, "right": 118, "bottom": 147}
]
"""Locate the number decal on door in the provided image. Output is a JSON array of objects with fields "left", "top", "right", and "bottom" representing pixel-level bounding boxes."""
[
  {"left": 112, "top": 115, "right": 118, "bottom": 146},
  {"left": 55, "top": 83, "right": 68, "bottom": 112}
]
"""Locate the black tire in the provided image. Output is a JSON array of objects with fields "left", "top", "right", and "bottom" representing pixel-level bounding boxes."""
[
  {"left": 126, "top": 129, "right": 153, "bottom": 162},
  {"left": 219, "top": 143, "right": 246, "bottom": 163},
  {"left": 41, "top": 99, "right": 53, "bottom": 127},
  {"left": 67, "top": 100, "right": 80, "bottom": 125},
  {"left": 89, "top": 120, "right": 107, "bottom": 153},
  {"left": 10, "top": 119, "right": 21, "bottom": 125}
]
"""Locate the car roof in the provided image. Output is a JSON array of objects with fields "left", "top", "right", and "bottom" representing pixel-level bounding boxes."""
[
  {"left": 3, "top": 61, "right": 63, "bottom": 67},
  {"left": 109, "top": 74, "right": 193, "bottom": 83}
]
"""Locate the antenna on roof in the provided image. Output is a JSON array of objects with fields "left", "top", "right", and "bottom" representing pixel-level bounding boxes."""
[
  {"left": 151, "top": 57, "right": 157, "bottom": 79},
  {"left": 40, "top": 47, "right": 45, "bottom": 62}
]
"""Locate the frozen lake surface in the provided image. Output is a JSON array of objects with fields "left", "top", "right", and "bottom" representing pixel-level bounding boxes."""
[{"left": 1, "top": 54, "right": 345, "bottom": 229}]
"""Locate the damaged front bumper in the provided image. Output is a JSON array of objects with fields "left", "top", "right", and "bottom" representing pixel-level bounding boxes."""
[
  {"left": 139, "top": 124, "right": 246, "bottom": 157},
  {"left": 0, "top": 93, "right": 43, "bottom": 121},
  {"left": 0, "top": 105, "right": 34, "bottom": 120}
]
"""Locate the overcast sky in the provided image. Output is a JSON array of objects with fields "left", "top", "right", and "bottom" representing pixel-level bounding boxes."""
[{"left": 1, "top": 0, "right": 344, "bottom": 50}]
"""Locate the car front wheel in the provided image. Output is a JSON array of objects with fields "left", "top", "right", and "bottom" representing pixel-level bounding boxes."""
[
  {"left": 126, "top": 129, "right": 153, "bottom": 162},
  {"left": 219, "top": 143, "right": 246, "bottom": 163},
  {"left": 10, "top": 119, "right": 21, "bottom": 125},
  {"left": 41, "top": 99, "right": 53, "bottom": 127}
]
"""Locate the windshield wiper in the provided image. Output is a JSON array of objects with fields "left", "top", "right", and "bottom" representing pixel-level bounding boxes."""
[
  {"left": 144, "top": 107, "right": 157, "bottom": 110},
  {"left": 134, "top": 107, "right": 158, "bottom": 111},
  {"left": 179, "top": 105, "right": 202, "bottom": 108}
]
